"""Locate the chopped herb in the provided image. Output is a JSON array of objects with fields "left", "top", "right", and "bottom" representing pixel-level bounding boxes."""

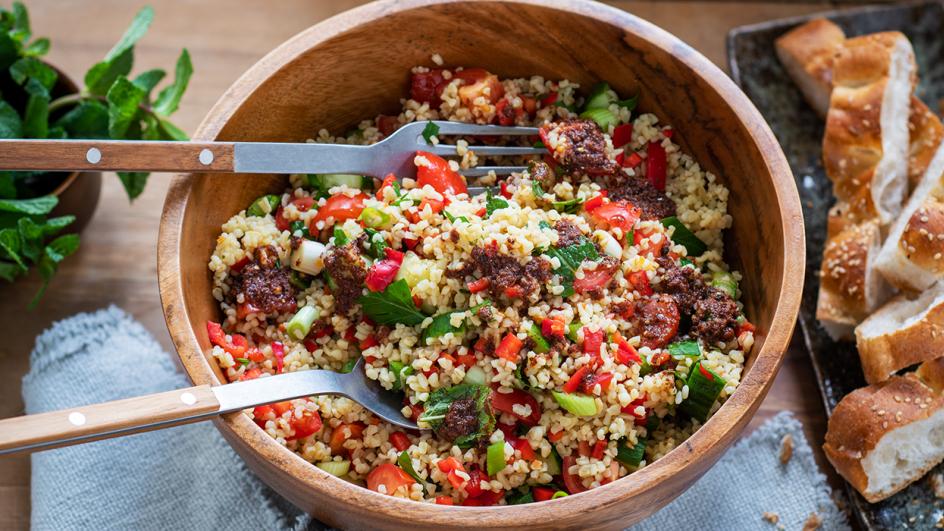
[
  {"left": 506, "top": 488, "right": 534, "bottom": 505},
  {"left": 617, "top": 94, "right": 639, "bottom": 111},
  {"left": 667, "top": 340, "right": 701, "bottom": 360},
  {"left": 551, "top": 197, "right": 583, "bottom": 214},
  {"left": 422, "top": 301, "right": 489, "bottom": 342},
  {"left": 532, "top": 140, "right": 545, "bottom": 149},
  {"left": 397, "top": 450, "right": 426, "bottom": 489},
  {"left": 660, "top": 216, "right": 707, "bottom": 256},
  {"left": 235, "top": 357, "right": 250, "bottom": 366},
  {"left": 363, "top": 228, "right": 388, "bottom": 259},
  {"left": 418, "top": 383, "right": 494, "bottom": 448},
  {"left": 680, "top": 257, "right": 695, "bottom": 269},
  {"left": 339, "top": 358, "right": 358, "bottom": 374},
  {"left": 544, "top": 237, "right": 599, "bottom": 297},
  {"left": 531, "top": 180, "right": 545, "bottom": 198},
  {"left": 388, "top": 360, "right": 415, "bottom": 391},
  {"left": 566, "top": 321, "right": 581, "bottom": 342},
  {"left": 485, "top": 189, "right": 509, "bottom": 217},
  {"left": 421, "top": 120, "right": 439, "bottom": 144},
  {"left": 290, "top": 220, "right": 313, "bottom": 239},
  {"left": 247, "top": 194, "right": 280, "bottom": 217},
  {"left": 357, "top": 278, "right": 426, "bottom": 326},
  {"left": 289, "top": 271, "right": 311, "bottom": 291},
  {"left": 515, "top": 358, "right": 531, "bottom": 390},
  {"left": 538, "top": 220, "right": 552, "bottom": 231},
  {"left": 332, "top": 227, "right": 349, "bottom": 246},
  {"left": 443, "top": 210, "right": 468, "bottom": 224}
]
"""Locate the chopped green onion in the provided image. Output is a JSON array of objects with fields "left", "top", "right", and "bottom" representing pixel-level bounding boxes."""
[
  {"left": 638, "top": 355, "right": 652, "bottom": 377},
  {"left": 538, "top": 220, "right": 552, "bottom": 231},
  {"left": 566, "top": 322, "right": 582, "bottom": 343},
  {"left": 551, "top": 491, "right": 569, "bottom": 499},
  {"left": 583, "top": 82, "right": 614, "bottom": 111},
  {"left": 389, "top": 360, "right": 414, "bottom": 391},
  {"left": 340, "top": 358, "right": 357, "bottom": 374},
  {"left": 711, "top": 271, "right": 738, "bottom": 298},
  {"left": 660, "top": 216, "right": 708, "bottom": 256},
  {"left": 443, "top": 210, "right": 469, "bottom": 224},
  {"left": 532, "top": 180, "right": 546, "bottom": 198},
  {"left": 579, "top": 108, "right": 618, "bottom": 132},
  {"left": 667, "top": 340, "right": 701, "bottom": 360},
  {"left": 528, "top": 322, "right": 550, "bottom": 354},
  {"left": 552, "top": 391, "right": 598, "bottom": 416},
  {"left": 680, "top": 362, "right": 726, "bottom": 422},
  {"left": 616, "top": 437, "right": 646, "bottom": 468},
  {"left": 544, "top": 449, "right": 561, "bottom": 476},
  {"left": 316, "top": 460, "right": 351, "bottom": 477},
  {"left": 235, "top": 357, "right": 250, "bottom": 366},
  {"left": 285, "top": 305, "right": 319, "bottom": 340},
  {"left": 552, "top": 197, "right": 583, "bottom": 214},
  {"left": 289, "top": 271, "right": 311, "bottom": 291},
  {"left": 463, "top": 365, "right": 487, "bottom": 386},
  {"left": 421, "top": 120, "right": 440, "bottom": 144},
  {"left": 247, "top": 194, "right": 280, "bottom": 217},
  {"left": 333, "top": 227, "right": 349, "bottom": 246},
  {"left": 487, "top": 441, "right": 507, "bottom": 476},
  {"left": 358, "top": 206, "right": 392, "bottom": 229}
]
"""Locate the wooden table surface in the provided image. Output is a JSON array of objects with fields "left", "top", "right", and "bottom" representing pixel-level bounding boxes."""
[{"left": 0, "top": 1, "right": 856, "bottom": 528}]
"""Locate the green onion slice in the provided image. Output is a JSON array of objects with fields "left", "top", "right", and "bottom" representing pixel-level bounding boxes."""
[
  {"left": 316, "top": 460, "right": 351, "bottom": 477},
  {"left": 285, "top": 305, "right": 319, "bottom": 340}
]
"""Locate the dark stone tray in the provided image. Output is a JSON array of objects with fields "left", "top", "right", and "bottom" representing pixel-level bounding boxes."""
[{"left": 727, "top": 2, "right": 944, "bottom": 529}]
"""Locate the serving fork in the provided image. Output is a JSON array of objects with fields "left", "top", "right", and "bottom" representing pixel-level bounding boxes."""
[{"left": 0, "top": 120, "right": 544, "bottom": 193}]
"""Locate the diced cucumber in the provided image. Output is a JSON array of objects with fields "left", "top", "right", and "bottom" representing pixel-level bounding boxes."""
[
  {"left": 395, "top": 252, "right": 434, "bottom": 288},
  {"left": 544, "top": 448, "right": 561, "bottom": 476},
  {"left": 711, "top": 271, "right": 738, "bottom": 298},
  {"left": 286, "top": 305, "right": 319, "bottom": 340},
  {"left": 552, "top": 391, "right": 598, "bottom": 416},
  {"left": 463, "top": 365, "right": 487, "bottom": 386},
  {"left": 487, "top": 441, "right": 507, "bottom": 476},
  {"left": 316, "top": 460, "right": 351, "bottom": 477},
  {"left": 247, "top": 194, "right": 280, "bottom": 217},
  {"left": 289, "top": 240, "right": 327, "bottom": 276},
  {"left": 528, "top": 323, "right": 550, "bottom": 354},
  {"left": 308, "top": 174, "right": 372, "bottom": 196},
  {"left": 566, "top": 322, "right": 582, "bottom": 343},
  {"left": 358, "top": 206, "right": 392, "bottom": 229},
  {"left": 616, "top": 437, "right": 646, "bottom": 468},
  {"left": 580, "top": 108, "right": 618, "bottom": 132},
  {"left": 667, "top": 339, "right": 701, "bottom": 360},
  {"left": 389, "top": 360, "right": 414, "bottom": 391},
  {"left": 680, "top": 362, "right": 726, "bottom": 422},
  {"left": 583, "top": 82, "right": 615, "bottom": 111},
  {"left": 660, "top": 217, "right": 708, "bottom": 256}
]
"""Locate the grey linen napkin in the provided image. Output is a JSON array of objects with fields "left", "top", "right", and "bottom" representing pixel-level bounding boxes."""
[{"left": 22, "top": 306, "right": 849, "bottom": 530}]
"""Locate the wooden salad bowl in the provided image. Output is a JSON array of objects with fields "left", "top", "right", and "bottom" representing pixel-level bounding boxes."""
[{"left": 158, "top": 0, "right": 804, "bottom": 528}]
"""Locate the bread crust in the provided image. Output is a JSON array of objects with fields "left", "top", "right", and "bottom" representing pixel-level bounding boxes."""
[
  {"left": 823, "top": 375, "right": 944, "bottom": 502},
  {"left": 774, "top": 18, "right": 845, "bottom": 117},
  {"left": 855, "top": 287, "right": 944, "bottom": 384},
  {"left": 917, "top": 358, "right": 944, "bottom": 393},
  {"left": 908, "top": 97, "right": 944, "bottom": 191}
]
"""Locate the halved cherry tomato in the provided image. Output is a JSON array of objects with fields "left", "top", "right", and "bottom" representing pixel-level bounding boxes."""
[
  {"left": 467, "top": 277, "right": 490, "bottom": 293},
  {"left": 410, "top": 68, "right": 448, "bottom": 106},
  {"left": 310, "top": 193, "right": 367, "bottom": 228},
  {"left": 274, "top": 206, "right": 290, "bottom": 231},
  {"left": 367, "top": 463, "right": 417, "bottom": 495},
  {"left": 462, "top": 490, "right": 504, "bottom": 506},
  {"left": 273, "top": 401, "right": 293, "bottom": 416},
  {"left": 646, "top": 141, "right": 667, "bottom": 191},
  {"left": 634, "top": 228, "right": 666, "bottom": 257},
  {"left": 416, "top": 151, "right": 467, "bottom": 196},
  {"left": 377, "top": 173, "right": 397, "bottom": 199},
  {"left": 292, "top": 197, "right": 315, "bottom": 212},
  {"left": 590, "top": 201, "right": 640, "bottom": 233},
  {"left": 359, "top": 336, "right": 379, "bottom": 350},
  {"left": 207, "top": 321, "right": 248, "bottom": 357},
  {"left": 490, "top": 388, "right": 541, "bottom": 425},
  {"left": 533, "top": 486, "right": 556, "bottom": 502},
  {"left": 561, "top": 456, "right": 587, "bottom": 494},
  {"left": 435, "top": 496, "right": 455, "bottom": 505},
  {"left": 389, "top": 432, "right": 411, "bottom": 452},
  {"left": 329, "top": 422, "right": 366, "bottom": 455},
  {"left": 628, "top": 271, "right": 653, "bottom": 296},
  {"left": 573, "top": 260, "right": 619, "bottom": 294},
  {"left": 495, "top": 333, "right": 523, "bottom": 363},
  {"left": 287, "top": 410, "right": 323, "bottom": 440},
  {"left": 541, "top": 317, "right": 565, "bottom": 338},
  {"left": 377, "top": 115, "right": 399, "bottom": 137},
  {"left": 612, "top": 123, "right": 633, "bottom": 147},
  {"left": 583, "top": 191, "right": 607, "bottom": 212}
]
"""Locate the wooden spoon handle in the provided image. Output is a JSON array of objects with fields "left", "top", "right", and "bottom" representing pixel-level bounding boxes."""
[
  {"left": 0, "top": 385, "right": 220, "bottom": 456},
  {"left": 0, "top": 139, "right": 235, "bottom": 173}
]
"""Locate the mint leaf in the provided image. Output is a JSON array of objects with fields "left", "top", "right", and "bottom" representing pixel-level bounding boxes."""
[
  {"left": 9, "top": 57, "right": 57, "bottom": 89},
  {"left": 0, "top": 227, "right": 24, "bottom": 269},
  {"left": 152, "top": 48, "right": 192, "bottom": 116},
  {"left": 0, "top": 174, "right": 15, "bottom": 199},
  {"left": 0, "top": 261, "right": 19, "bottom": 281},
  {"left": 418, "top": 383, "right": 493, "bottom": 447},
  {"left": 0, "top": 32, "right": 18, "bottom": 70},
  {"left": 0, "top": 195, "right": 57, "bottom": 215},
  {"left": 552, "top": 197, "right": 583, "bottom": 214},
  {"left": 105, "top": 75, "right": 146, "bottom": 138},
  {"left": 9, "top": 2, "right": 30, "bottom": 42},
  {"left": 421, "top": 311, "right": 465, "bottom": 342},
  {"left": 157, "top": 117, "right": 188, "bottom": 140},
  {"left": 40, "top": 215, "right": 74, "bottom": 237},
  {"left": 357, "top": 278, "right": 426, "bottom": 326},
  {"left": 105, "top": 6, "right": 153, "bottom": 61},
  {"left": 421, "top": 120, "right": 439, "bottom": 144},
  {"left": 132, "top": 68, "right": 166, "bottom": 94},
  {"left": 0, "top": 101, "right": 23, "bottom": 139},
  {"left": 84, "top": 46, "right": 133, "bottom": 96},
  {"left": 22, "top": 78, "right": 49, "bottom": 138},
  {"left": 55, "top": 100, "right": 109, "bottom": 139},
  {"left": 16, "top": 216, "right": 43, "bottom": 262},
  {"left": 617, "top": 94, "right": 639, "bottom": 111},
  {"left": 117, "top": 173, "right": 148, "bottom": 200},
  {"left": 30, "top": 233, "right": 79, "bottom": 308},
  {"left": 545, "top": 237, "right": 598, "bottom": 297},
  {"left": 485, "top": 189, "right": 508, "bottom": 218},
  {"left": 23, "top": 37, "right": 48, "bottom": 57}
]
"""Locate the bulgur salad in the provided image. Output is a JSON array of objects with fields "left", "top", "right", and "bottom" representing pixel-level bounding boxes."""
[{"left": 205, "top": 63, "right": 754, "bottom": 506}]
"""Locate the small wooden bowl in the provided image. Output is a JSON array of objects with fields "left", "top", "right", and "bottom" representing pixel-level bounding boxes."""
[{"left": 158, "top": 1, "right": 804, "bottom": 528}]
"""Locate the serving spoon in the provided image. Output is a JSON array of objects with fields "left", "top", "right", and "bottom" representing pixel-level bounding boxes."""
[{"left": 0, "top": 358, "right": 415, "bottom": 456}]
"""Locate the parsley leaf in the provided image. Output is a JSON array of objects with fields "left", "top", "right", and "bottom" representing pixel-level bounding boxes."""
[
  {"left": 552, "top": 197, "right": 583, "bottom": 214},
  {"left": 421, "top": 301, "right": 489, "bottom": 342},
  {"left": 443, "top": 210, "right": 468, "bottom": 224},
  {"left": 418, "top": 383, "right": 494, "bottom": 448},
  {"left": 485, "top": 189, "right": 508, "bottom": 218},
  {"left": 421, "top": 120, "right": 439, "bottom": 144},
  {"left": 544, "top": 237, "right": 599, "bottom": 297},
  {"left": 357, "top": 278, "right": 426, "bottom": 326}
]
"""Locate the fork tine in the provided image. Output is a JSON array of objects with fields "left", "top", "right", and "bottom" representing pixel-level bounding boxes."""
[
  {"left": 460, "top": 166, "right": 528, "bottom": 177},
  {"left": 427, "top": 144, "right": 546, "bottom": 157},
  {"left": 431, "top": 121, "right": 540, "bottom": 136}
]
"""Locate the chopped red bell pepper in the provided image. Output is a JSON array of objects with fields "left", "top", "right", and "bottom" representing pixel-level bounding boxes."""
[
  {"left": 272, "top": 341, "right": 285, "bottom": 373},
  {"left": 583, "top": 191, "right": 607, "bottom": 212},
  {"left": 541, "top": 317, "right": 565, "bottom": 339},
  {"left": 240, "top": 368, "right": 262, "bottom": 381},
  {"left": 612, "top": 123, "right": 633, "bottom": 147},
  {"left": 646, "top": 141, "right": 667, "bottom": 191},
  {"left": 359, "top": 336, "right": 379, "bottom": 350},
  {"left": 495, "top": 333, "right": 523, "bottom": 363},
  {"left": 614, "top": 335, "right": 641, "bottom": 365},
  {"left": 548, "top": 430, "right": 565, "bottom": 442},
  {"left": 456, "top": 354, "right": 477, "bottom": 369},
  {"left": 591, "top": 439, "right": 607, "bottom": 460},
  {"left": 376, "top": 173, "right": 397, "bottom": 200},
  {"left": 564, "top": 366, "right": 592, "bottom": 393},
  {"left": 236, "top": 302, "right": 261, "bottom": 320},
  {"left": 403, "top": 237, "right": 419, "bottom": 251},
  {"left": 533, "top": 486, "right": 556, "bottom": 502},
  {"left": 508, "top": 437, "right": 538, "bottom": 461},
  {"left": 490, "top": 388, "right": 542, "bottom": 425},
  {"left": 467, "top": 277, "right": 490, "bottom": 293},
  {"left": 585, "top": 372, "right": 614, "bottom": 393},
  {"left": 628, "top": 271, "right": 653, "bottom": 296},
  {"left": 503, "top": 285, "right": 524, "bottom": 298},
  {"left": 619, "top": 151, "right": 644, "bottom": 169},
  {"left": 540, "top": 91, "right": 558, "bottom": 107},
  {"left": 419, "top": 197, "right": 445, "bottom": 214},
  {"left": 435, "top": 496, "right": 455, "bottom": 505},
  {"left": 389, "top": 432, "right": 411, "bottom": 452},
  {"left": 582, "top": 327, "right": 604, "bottom": 356}
]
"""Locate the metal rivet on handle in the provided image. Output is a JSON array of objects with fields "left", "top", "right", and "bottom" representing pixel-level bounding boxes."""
[
  {"left": 86, "top": 148, "right": 101, "bottom": 164},
  {"left": 68, "top": 412, "right": 86, "bottom": 426},
  {"left": 180, "top": 392, "right": 197, "bottom": 406},
  {"left": 198, "top": 149, "right": 214, "bottom": 165}
]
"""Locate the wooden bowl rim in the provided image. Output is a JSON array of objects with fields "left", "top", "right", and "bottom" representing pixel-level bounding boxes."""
[{"left": 158, "top": 0, "right": 804, "bottom": 524}]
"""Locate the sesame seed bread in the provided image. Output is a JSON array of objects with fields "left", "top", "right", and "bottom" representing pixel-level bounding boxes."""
[
  {"left": 817, "top": 215, "right": 892, "bottom": 340},
  {"left": 855, "top": 282, "right": 944, "bottom": 384},
  {"left": 774, "top": 18, "right": 845, "bottom": 118},
  {"left": 908, "top": 98, "right": 944, "bottom": 192},
  {"left": 875, "top": 139, "right": 944, "bottom": 291},
  {"left": 823, "top": 374, "right": 944, "bottom": 503},
  {"left": 823, "top": 32, "right": 916, "bottom": 226}
]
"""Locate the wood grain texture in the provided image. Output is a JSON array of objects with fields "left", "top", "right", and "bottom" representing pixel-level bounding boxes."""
[
  {"left": 0, "top": 140, "right": 235, "bottom": 173},
  {"left": 0, "top": 1, "right": 850, "bottom": 530},
  {"left": 158, "top": 1, "right": 803, "bottom": 529},
  {"left": 0, "top": 385, "right": 218, "bottom": 455}
]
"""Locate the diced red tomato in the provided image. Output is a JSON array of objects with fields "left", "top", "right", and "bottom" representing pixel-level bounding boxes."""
[
  {"left": 541, "top": 317, "right": 565, "bottom": 339},
  {"left": 287, "top": 410, "right": 323, "bottom": 440},
  {"left": 612, "top": 123, "right": 633, "bottom": 147},
  {"left": 590, "top": 200, "right": 640, "bottom": 233},
  {"left": 464, "top": 467, "right": 489, "bottom": 498},
  {"left": 456, "top": 68, "right": 504, "bottom": 107},
  {"left": 533, "top": 486, "right": 556, "bottom": 502},
  {"left": 564, "top": 366, "right": 592, "bottom": 394},
  {"left": 499, "top": 181, "right": 513, "bottom": 199},
  {"left": 561, "top": 456, "right": 587, "bottom": 494},
  {"left": 495, "top": 333, "right": 523, "bottom": 363},
  {"left": 475, "top": 207, "right": 487, "bottom": 217},
  {"left": 634, "top": 228, "right": 666, "bottom": 257},
  {"left": 585, "top": 372, "right": 614, "bottom": 393},
  {"left": 236, "top": 302, "right": 261, "bottom": 320},
  {"left": 377, "top": 173, "right": 396, "bottom": 199},
  {"left": 548, "top": 430, "right": 565, "bottom": 443},
  {"left": 583, "top": 191, "right": 607, "bottom": 212},
  {"left": 490, "top": 388, "right": 541, "bottom": 425},
  {"left": 573, "top": 260, "right": 619, "bottom": 294},
  {"left": 467, "top": 277, "right": 490, "bottom": 293},
  {"left": 247, "top": 348, "right": 265, "bottom": 363},
  {"left": 419, "top": 197, "right": 445, "bottom": 214},
  {"left": 272, "top": 341, "right": 285, "bottom": 374},
  {"left": 274, "top": 206, "right": 290, "bottom": 231},
  {"left": 646, "top": 141, "right": 667, "bottom": 191},
  {"left": 389, "top": 432, "right": 411, "bottom": 452},
  {"left": 207, "top": 321, "right": 248, "bottom": 357},
  {"left": 663, "top": 128, "right": 674, "bottom": 139},
  {"left": 437, "top": 456, "right": 467, "bottom": 490},
  {"left": 618, "top": 151, "right": 644, "bottom": 169},
  {"left": 310, "top": 193, "right": 367, "bottom": 228},
  {"left": 522, "top": 96, "right": 537, "bottom": 115},
  {"left": 738, "top": 320, "right": 756, "bottom": 335},
  {"left": 456, "top": 354, "right": 477, "bottom": 369},
  {"left": 365, "top": 247, "right": 405, "bottom": 292},
  {"left": 273, "top": 401, "right": 293, "bottom": 416},
  {"left": 503, "top": 285, "right": 524, "bottom": 299},
  {"left": 462, "top": 490, "right": 504, "bottom": 506},
  {"left": 230, "top": 256, "right": 250, "bottom": 273},
  {"left": 628, "top": 271, "right": 653, "bottom": 296},
  {"left": 540, "top": 91, "right": 558, "bottom": 107},
  {"left": 435, "top": 496, "right": 455, "bottom": 505},
  {"left": 416, "top": 151, "right": 467, "bottom": 196},
  {"left": 359, "top": 336, "right": 379, "bottom": 350},
  {"left": 508, "top": 437, "right": 537, "bottom": 461},
  {"left": 377, "top": 115, "right": 399, "bottom": 137},
  {"left": 613, "top": 333, "right": 641, "bottom": 365},
  {"left": 292, "top": 197, "right": 315, "bottom": 212},
  {"left": 240, "top": 367, "right": 262, "bottom": 381},
  {"left": 496, "top": 422, "right": 517, "bottom": 440},
  {"left": 402, "top": 236, "right": 420, "bottom": 251},
  {"left": 591, "top": 439, "right": 607, "bottom": 460},
  {"left": 412, "top": 295, "right": 423, "bottom": 309},
  {"left": 495, "top": 98, "right": 522, "bottom": 126},
  {"left": 252, "top": 404, "right": 273, "bottom": 427},
  {"left": 473, "top": 337, "right": 489, "bottom": 353},
  {"left": 582, "top": 327, "right": 604, "bottom": 356},
  {"left": 329, "top": 422, "right": 366, "bottom": 455},
  {"left": 410, "top": 68, "right": 448, "bottom": 106},
  {"left": 367, "top": 463, "right": 416, "bottom": 495}
]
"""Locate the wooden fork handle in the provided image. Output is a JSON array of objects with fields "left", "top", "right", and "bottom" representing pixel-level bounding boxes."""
[
  {"left": 0, "top": 385, "right": 220, "bottom": 456},
  {"left": 0, "top": 139, "right": 236, "bottom": 173}
]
